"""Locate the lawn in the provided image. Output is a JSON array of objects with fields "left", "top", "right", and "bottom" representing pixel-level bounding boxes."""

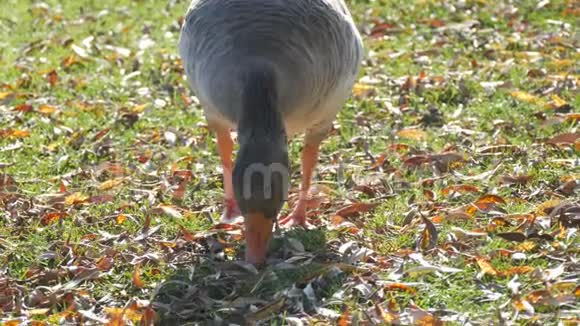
[{"left": 0, "top": 0, "right": 578, "bottom": 324}]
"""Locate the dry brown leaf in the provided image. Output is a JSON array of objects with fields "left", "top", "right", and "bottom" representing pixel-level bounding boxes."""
[
  {"left": 336, "top": 202, "right": 378, "bottom": 217},
  {"left": 496, "top": 232, "right": 527, "bottom": 242},
  {"left": 417, "top": 216, "right": 438, "bottom": 251},
  {"left": 547, "top": 132, "right": 580, "bottom": 146},
  {"left": 46, "top": 70, "right": 58, "bottom": 87},
  {"left": 477, "top": 144, "right": 521, "bottom": 155},
  {"left": 245, "top": 298, "right": 286, "bottom": 323},
  {"left": 499, "top": 174, "right": 532, "bottom": 186}
]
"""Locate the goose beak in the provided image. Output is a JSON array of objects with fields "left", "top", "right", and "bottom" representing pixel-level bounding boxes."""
[{"left": 244, "top": 212, "right": 274, "bottom": 265}]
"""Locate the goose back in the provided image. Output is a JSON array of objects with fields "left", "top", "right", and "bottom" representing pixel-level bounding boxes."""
[{"left": 179, "top": 0, "right": 363, "bottom": 136}]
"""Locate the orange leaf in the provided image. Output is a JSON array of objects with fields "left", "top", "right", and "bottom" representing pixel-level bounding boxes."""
[
  {"left": 0, "top": 129, "right": 30, "bottom": 139},
  {"left": 504, "top": 266, "right": 534, "bottom": 276},
  {"left": 116, "top": 214, "right": 127, "bottom": 225},
  {"left": 180, "top": 225, "right": 195, "bottom": 242},
  {"left": 41, "top": 212, "right": 67, "bottom": 225},
  {"left": 442, "top": 184, "right": 480, "bottom": 196},
  {"left": 140, "top": 306, "right": 156, "bottom": 326},
  {"left": 96, "top": 256, "right": 115, "bottom": 271},
  {"left": 61, "top": 54, "right": 80, "bottom": 68},
  {"left": 337, "top": 307, "right": 350, "bottom": 326},
  {"left": 476, "top": 256, "right": 499, "bottom": 276},
  {"left": 369, "top": 153, "right": 388, "bottom": 170},
  {"left": 105, "top": 307, "right": 126, "bottom": 326},
  {"left": 133, "top": 265, "right": 145, "bottom": 288},
  {"left": 476, "top": 194, "right": 506, "bottom": 205},
  {"left": 38, "top": 105, "right": 58, "bottom": 115},
  {"left": 384, "top": 283, "right": 417, "bottom": 294}
]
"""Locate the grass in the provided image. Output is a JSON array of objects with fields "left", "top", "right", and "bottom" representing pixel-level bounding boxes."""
[{"left": 0, "top": 0, "right": 578, "bottom": 324}]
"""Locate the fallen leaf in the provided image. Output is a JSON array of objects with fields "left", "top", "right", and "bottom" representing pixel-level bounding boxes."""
[
  {"left": 476, "top": 256, "right": 499, "bottom": 276},
  {"left": 510, "top": 90, "right": 543, "bottom": 104},
  {"left": 133, "top": 265, "right": 145, "bottom": 288},
  {"left": 38, "top": 105, "right": 58, "bottom": 115},
  {"left": 546, "top": 132, "right": 579, "bottom": 146},
  {"left": 336, "top": 202, "right": 378, "bottom": 217},
  {"left": 64, "top": 192, "right": 89, "bottom": 206},
  {"left": 499, "top": 174, "right": 532, "bottom": 186},
  {"left": 417, "top": 216, "right": 438, "bottom": 251},
  {"left": 397, "top": 128, "right": 427, "bottom": 140},
  {"left": 384, "top": 283, "right": 417, "bottom": 294},
  {"left": 352, "top": 82, "right": 374, "bottom": 97},
  {"left": 98, "top": 178, "right": 124, "bottom": 191},
  {"left": 337, "top": 306, "right": 351, "bottom": 326},
  {"left": 442, "top": 184, "right": 480, "bottom": 196},
  {"left": 496, "top": 232, "right": 527, "bottom": 242},
  {"left": 46, "top": 70, "right": 58, "bottom": 87}
]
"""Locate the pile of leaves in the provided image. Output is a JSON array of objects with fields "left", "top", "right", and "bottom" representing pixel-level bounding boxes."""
[{"left": 0, "top": 0, "right": 578, "bottom": 324}]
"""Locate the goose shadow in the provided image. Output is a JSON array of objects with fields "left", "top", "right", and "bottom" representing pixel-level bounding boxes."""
[{"left": 150, "top": 227, "right": 355, "bottom": 325}]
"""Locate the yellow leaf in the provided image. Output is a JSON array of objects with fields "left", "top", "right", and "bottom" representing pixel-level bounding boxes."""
[
  {"left": 38, "top": 105, "right": 58, "bottom": 114},
  {"left": 515, "top": 241, "right": 536, "bottom": 252},
  {"left": 551, "top": 94, "right": 568, "bottom": 107},
  {"left": 352, "top": 82, "right": 374, "bottom": 97},
  {"left": 397, "top": 128, "right": 427, "bottom": 140},
  {"left": 0, "top": 91, "right": 14, "bottom": 100},
  {"left": 64, "top": 192, "right": 89, "bottom": 206},
  {"left": 131, "top": 103, "right": 148, "bottom": 113},
  {"left": 548, "top": 59, "right": 573, "bottom": 71},
  {"left": 98, "top": 178, "right": 124, "bottom": 191},
  {"left": 510, "top": 91, "right": 543, "bottom": 104}
]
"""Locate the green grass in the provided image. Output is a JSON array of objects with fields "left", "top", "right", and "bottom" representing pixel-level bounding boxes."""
[{"left": 0, "top": 0, "right": 578, "bottom": 324}]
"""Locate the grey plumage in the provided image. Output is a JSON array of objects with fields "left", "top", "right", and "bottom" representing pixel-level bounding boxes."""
[
  {"left": 179, "top": 0, "right": 363, "bottom": 264},
  {"left": 179, "top": 0, "right": 363, "bottom": 140}
]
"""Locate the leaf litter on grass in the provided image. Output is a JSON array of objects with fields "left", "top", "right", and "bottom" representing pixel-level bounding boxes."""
[{"left": 0, "top": 0, "right": 579, "bottom": 325}]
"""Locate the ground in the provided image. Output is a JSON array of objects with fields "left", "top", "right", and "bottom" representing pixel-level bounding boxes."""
[{"left": 0, "top": 0, "right": 578, "bottom": 324}]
